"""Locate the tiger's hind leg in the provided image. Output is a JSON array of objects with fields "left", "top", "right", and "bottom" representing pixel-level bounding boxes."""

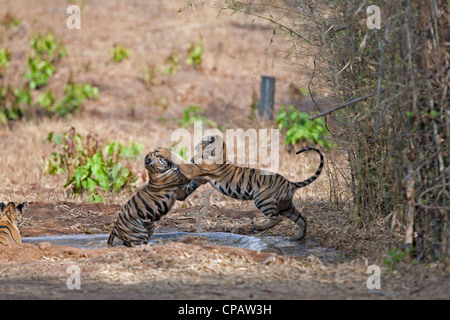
[
  {"left": 251, "top": 201, "right": 283, "bottom": 231},
  {"left": 278, "top": 201, "right": 306, "bottom": 241},
  {"left": 109, "top": 223, "right": 149, "bottom": 247}
]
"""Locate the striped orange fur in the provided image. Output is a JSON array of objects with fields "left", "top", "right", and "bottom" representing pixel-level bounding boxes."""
[
  {"left": 155, "top": 135, "right": 324, "bottom": 240},
  {"left": 0, "top": 202, "right": 28, "bottom": 245},
  {"left": 108, "top": 151, "right": 205, "bottom": 247}
]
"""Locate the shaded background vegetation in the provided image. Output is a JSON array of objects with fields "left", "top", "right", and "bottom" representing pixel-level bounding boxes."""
[{"left": 226, "top": 0, "right": 448, "bottom": 262}]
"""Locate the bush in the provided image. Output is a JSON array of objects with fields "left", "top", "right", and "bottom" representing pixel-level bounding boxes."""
[
  {"left": 0, "top": 86, "right": 32, "bottom": 124},
  {"left": 24, "top": 32, "right": 66, "bottom": 89},
  {"left": 29, "top": 32, "right": 67, "bottom": 62},
  {"left": 55, "top": 82, "right": 99, "bottom": 116},
  {"left": 23, "top": 56, "right": 55, "bottom": 90},
  {"left": 1, "top": 31, "right": 97, "bottom": 124},
  {"left": 275, "top": 106, "right": 331, "bottom": 148},
  {"left": 110, "top": 44, "right": 130, "bottom": 63},
  {"left": 224, "top": 0, "right": 449, "bottom": 261},
  {"left": 186, "top": 42, "right": 203, "bottom": 66},
  {"left": 0, "top": 47, "right": 11, "bottom": 76},
  {"left": 181, "top": 105, "right": 217, "bottom": 128},
  {"left": 163, "top": 53, "right": 179, "bottom": 75},
  {"left": 43, "top": 128, "right": 142, "bottom": 203}
]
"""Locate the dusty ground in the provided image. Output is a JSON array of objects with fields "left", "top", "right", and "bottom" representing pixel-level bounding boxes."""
[
  {"left": 0, "top": 200, "right": 448, "bottom": 300},
  {"left": 0, "top": 1, "right": 448, "bottom": 300}
]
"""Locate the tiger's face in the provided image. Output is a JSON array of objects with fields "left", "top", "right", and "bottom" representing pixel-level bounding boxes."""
[
  {"left": 144, "top": 151, "right": 189, "bottom": 186},
  {"left": 0, "top": 202, "right": 27, "bottom": 225},
  {"left": 193, "top": 135, "right": 226, "bottom": 164},
  {"left": 145, "top": 151, "right": 174, "bottom": 173}
]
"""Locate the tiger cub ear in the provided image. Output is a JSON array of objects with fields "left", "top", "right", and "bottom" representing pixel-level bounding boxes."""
[
  {"left": 0, "top": 202, "right": 5, "bottom": 212},
  {"left": 16, "top": 202, "right": 28, "bottom": 212}
]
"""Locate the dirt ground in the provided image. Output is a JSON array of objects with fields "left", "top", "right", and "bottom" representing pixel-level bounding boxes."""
[
  {"left": 0, "top": 1, "right": 448, "bottom": 300},
  {"left": 0, "top": 201, "right": 448, "bottom": 300}
]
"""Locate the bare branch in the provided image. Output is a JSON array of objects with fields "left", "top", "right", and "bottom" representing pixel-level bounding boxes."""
[{"left": 308, "top": 92, "right": 377, "bottom": 121}]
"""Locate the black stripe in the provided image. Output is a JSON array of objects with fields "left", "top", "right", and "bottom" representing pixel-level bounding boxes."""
[
  {"left": 131, "top": 196, "right": 146, "bottom": 220},
  {"left": 136, "top": 191, "right": 155, "bottom": 218},
  {"left": 294, "top": 147, "right": 324, "bottom": 189}
]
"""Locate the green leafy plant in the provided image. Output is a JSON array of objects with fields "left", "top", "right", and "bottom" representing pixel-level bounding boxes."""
[
  {"left": 24, "top": 33, "right": 67, "bottom": 90},
  {"left": 34, "top": 82, "right": 98, "bottom": 117},
  {"left": 55, "top": 82, "right": 99, "bottom": 116},
  {"left": 383, "top": 248, "right": 407, "bottom": 271},
  {"left": 163, "top": 53, "right": 179, "bottom": 75},
  {"left": 23, "top": 56, "right": 55, "bottom": 89},
  {"left": 105, "top": 140, "right": 143, "bottom": 162},
  {"left": 0, "top": 86, "right": 32, "bottom": 124},
  {"left": 1, "top": 31, "right": 96, "bottom": 125},
  {"left": 36, "top": 82, "right": 98, "bottom": 117},
  {"left": 30, "top": 32, "right": 67, "bottom": 62},
  {"left": 71, "top": 151, "right": 110, "bottom": 200},
  {"left": 42, "top": 128, "right": 85, "bottom": 176},
  {"left": 276, "top": 106, "right": 332, "bottom": 148},
  {"left": 181, "top": 104, "right": 217, "bottom": 128},
  {"left": 37, "top": 90, "right": 56, "bottom": 109},
  {"left": 0, "top": 47, "right": 11, "bottom": 77},
  {"left": 43, "top": 128, "right": 141, "bottom": 203},
  {"left": 11, "top": 86, "right": 32, "bottom": 117},
  {"left": 1, "top": 13, "right": 21, "bottom": 28},
  {"left": 110, "top": 44, "right": 130, "bottom": 63},
  {"left": 186, "top": 41, "right": 203, "bottom": 66}
]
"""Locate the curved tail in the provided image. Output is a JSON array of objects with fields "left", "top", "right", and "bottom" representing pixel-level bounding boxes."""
[{"left": 294, "top": 147, "right": 324, "bottom": 189}]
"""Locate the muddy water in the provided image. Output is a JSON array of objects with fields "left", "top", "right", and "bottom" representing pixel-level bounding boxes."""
[{"left": 22, "top": 232, "right": 339, "bottom": 260}]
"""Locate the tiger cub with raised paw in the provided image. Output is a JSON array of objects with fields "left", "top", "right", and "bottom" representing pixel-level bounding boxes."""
[
  {"left": 0, "top": 202, "right": 28, "bottom": 245},
  {"left": 108, "top": 150, "right": 206, "bottom": 247},
  {"left": 155, "top": 135, "right": 324, "bottom": 241}
]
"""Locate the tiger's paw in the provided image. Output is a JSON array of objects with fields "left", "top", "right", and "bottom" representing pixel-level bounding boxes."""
[
  {"left": 290, "top": 228, "right": 306, "bottom": 241},
  {"left": 251, "top": 216, "right": 283, "bottom": 231},
  {"left": 290, "top": 234, "right": 306, "bottom": 241},
  {"left": 154, "top": 147, "right": 172, "bottom": 160}
]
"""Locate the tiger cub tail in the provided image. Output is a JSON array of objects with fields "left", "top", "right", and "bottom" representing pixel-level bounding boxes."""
[{"left": 294, "top": 147, "right": 324, "bottom": 189}]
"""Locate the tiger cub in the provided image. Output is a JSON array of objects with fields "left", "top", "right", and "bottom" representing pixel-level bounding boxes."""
[
  {"left": 0, "top": 202, "right": 28, "bottom": 245},
  {"left": 108, "top": 150, "right": 205, "bottom": 247},
  {"left": 155, "top": 135, "right": 324, "bottom": 241}
]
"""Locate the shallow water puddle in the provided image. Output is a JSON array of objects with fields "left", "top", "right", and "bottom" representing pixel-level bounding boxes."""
[{"left": 22, "top": 232, "right": 338, "bottom": 260}]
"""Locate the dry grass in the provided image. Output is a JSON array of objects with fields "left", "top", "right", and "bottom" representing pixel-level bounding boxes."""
[
  {"left": 0, "top": 0, "right": 324, "bottom": 204},
  {"left": 0, "top": 242, "right": 379, "bottom": 299},
  {"left": 1, "top": 241, "right": 448, "bottom": 299}
]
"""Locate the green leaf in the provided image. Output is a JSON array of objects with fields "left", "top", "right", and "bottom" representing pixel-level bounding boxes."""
[
  {"left": 110, "top": 163, "right": 130, "bottom": 193},
  {"left": 121, "top": 141, "right": 143, "bottom": 159},
  {"left": 276, "top": 105, "right": 330, "bottom": 148},
  {"left": 91, "top": 152, "right": 109, "bottom": 192},
  {"left": 44, "top": 132, "right": 54, "bottom": 143},
  {"left": 429, "top": 110, "right": 439, "bottom": 117},
  {"left": 74, "top": 164, "right": 90, "bottom": 189},
  {"left": 53, "top": 134, "right": 63, "bottom": 145},
  {"left": 105, "top": 141, "right": 119, "bottom": 156},
  {"left": 86, "top": 177, "right": 97, "bottom": 193}
]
